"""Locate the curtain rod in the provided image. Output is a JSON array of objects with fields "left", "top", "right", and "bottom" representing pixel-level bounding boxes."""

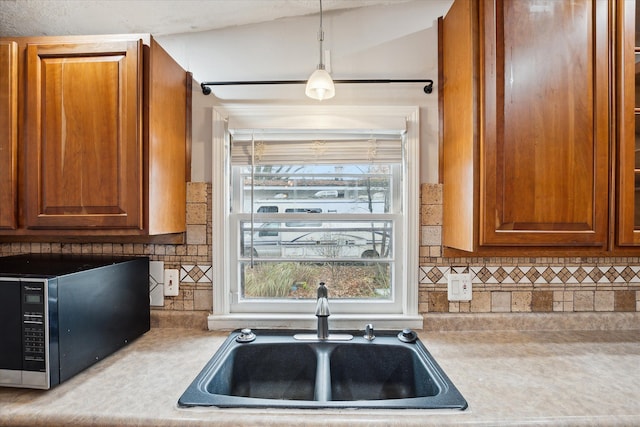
[{"left": 200, "top": 79, "right": 433, "bottom": 95}]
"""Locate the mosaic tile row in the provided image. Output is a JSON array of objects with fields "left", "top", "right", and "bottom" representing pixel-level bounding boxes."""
[{"left": 419, "top": 265, "right": 640, "bottom": 285}]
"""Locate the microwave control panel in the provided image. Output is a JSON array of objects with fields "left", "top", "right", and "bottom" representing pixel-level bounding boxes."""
[{"left": 21, "top": 281, "right": 47, "bottom": 372}]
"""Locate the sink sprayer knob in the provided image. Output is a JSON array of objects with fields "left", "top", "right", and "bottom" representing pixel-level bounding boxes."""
[
  {"left": 236, "top": 328, "right": 256, "bottom": 343},
  {"left": 397, "top": 328, "right": 418, "bottom": 343}
]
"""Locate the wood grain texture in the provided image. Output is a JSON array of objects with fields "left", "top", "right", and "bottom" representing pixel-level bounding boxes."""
[
  {"left": 0, "top": 41, "right": 18, "bottom": 230},
  {"left": 616, "top": 0, "right": 640, "bottom": 245},
  {"left": 481, "top": 0, "right": 610, "bottom": 246},
  {"left": 442, "top": 0, "right": 611, "bottom": 251},
  {"left": 24, "top": 39, "right": 143, "bottom": 230},
  {"left": 0, "top": 34, "right": 188, "bottom": 239},
  {"left": 441, "top": 0, "right": 477, "bottom": 251},
  {"left": 147, "top": 38, "right": 187, "bottom": 235}
]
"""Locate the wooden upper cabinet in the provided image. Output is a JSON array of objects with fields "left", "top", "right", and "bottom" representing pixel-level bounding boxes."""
[
  {"left": 442, "top": 0, "right": 477, "bottom": 251},
  {"left": 0, "top": 41, "right": 18, "bottom": 230},
  {"left": 616, "top": 0, "right": 640, "bottom": 245},
  {"left": 0, "top": 34, "right": 189, "bottom": 240},
  {"left": 24, "top": 39, "right": 143, "bottom": 230},
  {"left": 147, "top": 38, "right": 187, "bottom": 235},
  {"left": 442, "top": 0, "right": 610, "bottom": 251},
  {"left": 482, "top": 0, "right": 610, "bottom": 246}
]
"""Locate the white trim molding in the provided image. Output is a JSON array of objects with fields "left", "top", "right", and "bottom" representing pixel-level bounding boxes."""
[{"left": 209, "top": 105, "right": 422, "bottom": 331}]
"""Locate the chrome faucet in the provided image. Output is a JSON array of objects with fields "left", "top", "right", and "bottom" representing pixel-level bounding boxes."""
[
  {"left": 315, "top": 282, "right": 330, "bottom": 339},
  {"left": 293, "top": 282, "right": 352, "bottom": 341}
]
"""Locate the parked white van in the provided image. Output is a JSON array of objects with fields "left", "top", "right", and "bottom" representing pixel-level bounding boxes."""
[{"left": 242, "top": 205, "right": 390, "bottom": 259}]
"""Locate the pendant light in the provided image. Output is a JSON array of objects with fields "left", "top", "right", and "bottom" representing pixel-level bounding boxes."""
[{"left": 305, "top": 0, "right": 335, "bottom": 100}]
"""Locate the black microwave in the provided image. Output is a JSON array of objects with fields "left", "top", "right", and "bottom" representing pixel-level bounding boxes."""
[{"left": 0, "top": 255, "right": 149, "bottom": 389}]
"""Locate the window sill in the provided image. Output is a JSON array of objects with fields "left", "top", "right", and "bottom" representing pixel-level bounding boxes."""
[{"left": 207, "top": 313, "right": 423, "bottom": 331}]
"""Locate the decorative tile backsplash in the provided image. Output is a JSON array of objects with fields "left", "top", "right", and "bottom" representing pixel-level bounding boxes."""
[
  {"left": 420, "top": 265, "right": 640, "bottom": 285},
  {"left": 419, "top": 183, "right": 640, "bottom": 314},
  {"left": 1, "top": 182, "right": 638, "bottom": 323},
  {"left": 419, "top": 265, "right": 638, "bottom": 313},
  {"left": 180, "top": 264, "right": 212, "bottom": 283}
]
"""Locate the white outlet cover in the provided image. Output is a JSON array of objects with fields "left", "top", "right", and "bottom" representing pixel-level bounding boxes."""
[
  {"left": 149, "top": 261, "right": 164, "bottom": 306},
  {"left": 447, "top": 273, "right": 472, "bottom": 301}
]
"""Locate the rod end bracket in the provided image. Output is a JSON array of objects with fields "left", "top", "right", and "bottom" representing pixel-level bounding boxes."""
[
  {"left": 201, "top": 83, "right": 212, "bottom": 95},
  {"left": 423, "top": 80, "right": 433, "bottom": 94}
]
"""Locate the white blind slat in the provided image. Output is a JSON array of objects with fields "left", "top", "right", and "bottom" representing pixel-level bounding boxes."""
[{"left": 231, "top": 138, "right": 403, "bottom": 165}]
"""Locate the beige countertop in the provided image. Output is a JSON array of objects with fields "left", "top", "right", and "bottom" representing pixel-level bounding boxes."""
[{"left": 0, "top": 326, "right": 639, "bottom": 426}]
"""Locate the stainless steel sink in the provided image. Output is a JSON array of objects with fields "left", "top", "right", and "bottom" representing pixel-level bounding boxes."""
[{"left": 178, "top": 330, "right": 468, "bottom": 410}]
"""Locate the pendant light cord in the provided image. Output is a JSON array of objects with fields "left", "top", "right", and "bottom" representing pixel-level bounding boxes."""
[{"left": 318, "top": 0, "right": 325, "bottom": 70}]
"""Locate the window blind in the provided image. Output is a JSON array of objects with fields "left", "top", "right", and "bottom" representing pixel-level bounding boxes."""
[{"left": 230, "top": 137, "right": 403, "bottom": 165}]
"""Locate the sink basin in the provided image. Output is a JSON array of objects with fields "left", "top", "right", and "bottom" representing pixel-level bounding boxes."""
[
  {"left": 178, "top": 330, "right": 467, "bottom": 410},
  {"left": 207, "top": 343, "right": 317, "bottom": 400},
  {"left": 329, "top": 344, "right": 438, "bottom": 401}
]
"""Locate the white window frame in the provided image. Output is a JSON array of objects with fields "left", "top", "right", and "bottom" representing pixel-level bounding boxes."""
[
  {"left": 230, "top": 156, "right": 402, "bottom": 314},
  {"left": 209, "top": 106, "right": 422, "bottom": 331}
]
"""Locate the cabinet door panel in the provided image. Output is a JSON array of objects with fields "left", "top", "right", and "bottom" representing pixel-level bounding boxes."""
[
  {"left": 25, "top": 40, "right": 143, "bottom": 229},
  {"left": 147, "top": 38, "right": 187, "bottom": 235},
  {"left": 442, "top": 0, "right": 476, "bottom": 251},
  {"left": 0, "top": 41, "right": 18, "bottom": 230},
  {"left": 481, "top": 0, "right": 609, "bottom": 246},
  {"left": 617, "top": 0, "right": 640, "bottom": 245}
]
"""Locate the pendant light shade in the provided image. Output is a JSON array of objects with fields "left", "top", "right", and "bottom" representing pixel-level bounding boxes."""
[
  {"left": 305, "top": 67, "right": 335, "bottom": 100},
  {"left": 306, "top": 0, "right": 334, "bottom": 100}
]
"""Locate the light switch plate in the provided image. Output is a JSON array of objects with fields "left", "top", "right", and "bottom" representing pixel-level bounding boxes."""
[
  {"left": 164, "top": 269, "right": 179, "bottom": 297},
  {"left": 149, "top": 261, "right": 164, "bottom": 306},
  {"left": 447, "top": 273, "right": 472, "bottom": 301}
]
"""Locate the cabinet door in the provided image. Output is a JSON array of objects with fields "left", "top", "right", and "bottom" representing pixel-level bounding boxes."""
[
  {"left": 24, "top": 39, "right": 143, "bottom": 230},
  {"left": 0, "top": 41, "right": 18, "bottom": 230},
  {"left": 442, "top": 0, "right": 477, "bottom": 251},
  {"left": 617, "top": 0, "right": 640, "bottom": 245},
  {"left": 480, "top": 0, "right": 610, "bottom": 246},
  {"left": 147, "top": 38, "right": 187, "bottom": 235}
]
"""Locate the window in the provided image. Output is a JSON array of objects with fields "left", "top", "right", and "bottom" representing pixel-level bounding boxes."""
[
  {"left": 233, "top": 160, "right": 399, "bottom": 312},
  {"left": 210, "top": 106, "right": 421, "bottom": 330}
]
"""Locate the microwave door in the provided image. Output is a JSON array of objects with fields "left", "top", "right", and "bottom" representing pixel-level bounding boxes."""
[{"left": 0, "top": 279, "right": 24, "bottom": 385}]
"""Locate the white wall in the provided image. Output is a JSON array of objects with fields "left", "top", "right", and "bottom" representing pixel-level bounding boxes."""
[{"left": 155, "top": 0, "right": 453, "bottom": 183}]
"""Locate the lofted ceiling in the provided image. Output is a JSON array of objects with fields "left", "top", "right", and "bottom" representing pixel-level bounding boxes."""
[{"left": 0, "top": 0, "right": 411, "bottom": 37}]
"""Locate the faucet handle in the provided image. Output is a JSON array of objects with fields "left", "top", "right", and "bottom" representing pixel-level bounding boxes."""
[{"left": 364, "top": 323, "right": 375, "bottom": 341}]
